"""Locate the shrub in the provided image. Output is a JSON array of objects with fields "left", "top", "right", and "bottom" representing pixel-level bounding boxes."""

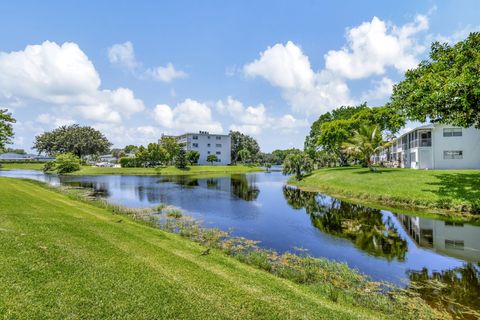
[
  {"left": 43, "top": 161, "right": 56, "bottom": 172},
  {"left": 54, "top": 153, "right": 81, "bottom": 174},
  {"left": 175, "top": 149, "right": 188, "bottom": 169},
  {"left": 120, "top": 157, "right": 140, "bottom": 168}
]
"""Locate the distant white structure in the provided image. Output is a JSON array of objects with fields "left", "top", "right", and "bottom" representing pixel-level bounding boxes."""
[
  {"left": 373, "top": 123, "right": 480, "bottom": 169},
  {"left": 161, "top": 131, "right": 231, "bottom": 165},
  {"left": 0, "top": 153, "right": 55, "bottom": 161}
]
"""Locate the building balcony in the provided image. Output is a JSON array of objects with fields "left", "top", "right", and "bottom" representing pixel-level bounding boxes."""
[{"left": 419, "top": 139, "right": 432, "bottom": 147}]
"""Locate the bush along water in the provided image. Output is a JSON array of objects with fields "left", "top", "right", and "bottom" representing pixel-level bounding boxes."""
[{"left": 49, "top": 182, "right": 448, "bottom": 319}]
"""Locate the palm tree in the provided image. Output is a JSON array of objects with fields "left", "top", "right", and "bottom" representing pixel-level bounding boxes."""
[
  {"left": 342, "top": 125, "right": 387, "bottom": 169},
  {"left": 282, "top": 152, "right": 313, "bottom": 180}
]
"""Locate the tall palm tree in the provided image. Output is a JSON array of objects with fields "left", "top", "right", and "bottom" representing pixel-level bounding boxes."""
[{"left": 342, "top": 125, "right": 387, "bottom": 169}]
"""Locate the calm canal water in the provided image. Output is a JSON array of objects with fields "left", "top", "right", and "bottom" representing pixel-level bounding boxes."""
[{"left": 1, "top": 169, "right": 479, "bottom": 290}]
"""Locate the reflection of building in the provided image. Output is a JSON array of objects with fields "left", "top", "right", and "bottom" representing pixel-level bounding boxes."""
[
  {"left": 161, "top": 131, "right": 231, "bottom": 165},
  {"left": 373, "top": 123, "right": 480, "bottom": 169},
  {"left": 396, "top": 214, "right": 480, "bottom": 262}
]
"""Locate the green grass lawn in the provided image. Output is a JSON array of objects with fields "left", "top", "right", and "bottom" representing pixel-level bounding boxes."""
[
  {"left": 0, "top": 177, "right": 385, "bottom": 320},
  {"left": 0, "top": 163, "right": 263, "bottom": 176},
  {"left": 290, "top": 167, "right": 480, "bottom": 219},
  {"left": 0, "top": 162, "right": 45, "bottom": 170}
]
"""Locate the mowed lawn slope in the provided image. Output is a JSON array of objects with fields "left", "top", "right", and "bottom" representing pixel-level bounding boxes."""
[
  {"left": 290, "top": 167, "right": 480, "bottom": 217},
  {"left": 0, "top": 177, "right": 381, "bottom": 320}
]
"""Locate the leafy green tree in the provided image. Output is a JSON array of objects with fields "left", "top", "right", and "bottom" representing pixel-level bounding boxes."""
[
  {"left": 207, "top": 154, "right": 219, "bottom": 165},
  {"left": 146, "top": 143, "right": 169, "bottom": 166},
  {"left": 390, "top": 32, "right": 480, "bottom": 128},
  {"left": 282, "top": 151, "right": 313, "bottom": 180},
  {"left": 175, "top": 149, "right": 188, "bottom": 169},
  {"left": 110, "top": 148, "right": 125, "bottom": 159},
  {"left": 271, "top": 148, "right": 301, "bottom": 164},
  {"left": 238, "top": 148, "right": 251, "bottom": 164},
  {"left": 0, "top": 109, "right": 16, "bottom": 152},
  {"left": 44, "top": 153, "right": 81, "bottom": 174},
  {"left": 264, "top": 163, "right": 272, "bottom": 172},
  {"left": 186, "top": 150, "right": 200, "bottom": 165},
  {"left": 304, "top": 104, "right": 368, "bottom": 159},
  {"left": 33, "top": 125, "right": 111, "bottom": 158},
  {"left": 229, "top": 131, "right": 260, "bottom": 163},
  {"left": 5, "top": 148, "right": 25, "bottom": 154},
  {"left": 159, "top": 136, "right": 180, "bottom": 164},
  {"left": 342, "top": 125, "right": 386, "bottom": 168},
  {"left": 305, "top": 104, "right": 404, "bottom": 167},
  {"left": 124, "top": 145, "right": 138, "bottom": 154}
]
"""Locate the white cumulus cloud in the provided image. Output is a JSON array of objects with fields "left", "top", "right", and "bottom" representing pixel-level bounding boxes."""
[
  {"left": 146, "top": 63, "right": 188, "bottom": 83},
  {"left": 154, "top": 98, "right": 223, "bottom": 133},
  {"left": 108, "top": 41, "right": 187, "bottom": 83},
  {"left": 0, "top": 41, "right": 144, "bottom": 123},
  {"left": 243, "top": 14, "right": 430, "bottom": 115},
  {"left": 324, "top": 15, "right": 428, "bottom": 79},
  {"left": 108, "top": 41, "right": 137, "bottom": 71},
  {"left": 360, "top": 77, "right": 395, "bottom": 102},
  {"left": 217, "top": 96, "right": 307, "bottom": 135}
]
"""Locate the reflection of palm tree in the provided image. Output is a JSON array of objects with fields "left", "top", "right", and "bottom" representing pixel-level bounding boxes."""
[
  {"left": 408, "top": 263, "right": 480, "bottom": 318},
  {"left": 231, "top": 174, "right": 259, "bottom": 201},
  {"left": 282, "top": 186, "right": 408, "bottom": 261}
]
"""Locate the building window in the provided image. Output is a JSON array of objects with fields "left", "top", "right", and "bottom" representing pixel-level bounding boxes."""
[
  {"left": 410, "top": 152, "right": 416, "bottom": 162},
  {"left": 208, "top": 136, "right": 211, "bottom": 139},
  {"left": 216, "top": 144, "right": 222, "bottom": 147},
  {"left": 192, "top": 135, "right": 198, "bottom": 140},
  {"left": 216, "top": 151, "right": 221, "bottom": 155},
  {"left": 443, "top": 150, "right": 463, "bottom": 159},
  {"left": 207, "top": 151, "right": 211, "bottom": 154},
  {"left": 192, "top": 143, "right": 199, "bottom": 148},
  {"left": 216, "top": 136, "right": 221, "bottom": 140},
  {"left": 445, "top": 240, "right": 464, "bottom": 250},
  {"left": 207, "top": 143, "right": 211, "bottom": 147},
  {"left": 443, "top": 128, "right": 462, "bottom": 137}
]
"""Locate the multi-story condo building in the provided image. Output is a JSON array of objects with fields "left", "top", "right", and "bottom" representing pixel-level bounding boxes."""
[
  {"left": 161, "top": 131, "right": 231, "bottom": 165},
  {"left": 373, "top": 123, "right": 480, "bottom": 169}
]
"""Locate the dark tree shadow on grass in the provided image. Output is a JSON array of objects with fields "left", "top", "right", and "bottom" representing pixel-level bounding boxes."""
[{"left": 427, "top": 172, "right": 480, "bottom": 213}]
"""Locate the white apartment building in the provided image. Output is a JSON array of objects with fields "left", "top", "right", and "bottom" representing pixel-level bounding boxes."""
[
  {"left": 162, "top": 131, "right": 231, "bottom": 165},
  {"left": 373, "top": 123, "right": 480, "bottom": 169}
]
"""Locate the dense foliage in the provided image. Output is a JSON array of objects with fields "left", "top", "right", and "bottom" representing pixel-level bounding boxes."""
[
  {"left": 342, "top": 125, "right": 387, "bottom": 168},
  {"left": 230, "top": 131, "right": 260, "bottom": 163},
  {"left": 186, "top": 150, "right": 200, "bottom": 165},
  {"left": 43, "top": 153, "right": 81, "bottom": 174},
  {"left": 282, "top": 151, "right": 314, "bottom": 180},
  {"left": 33, "top": 125, "right": 111, "bottom": 158},
  {"left": 390, "top": 32, "right": 480, "bottom": 128},
  {"left": 175, "top": 149, "right": 188, "bottom": 169},
  {"left": 238, "top": 148, "right": 251, "bottom": 164},
  {"left": 304, "top": 104, "right": 404, "bottom": 167},
  {"left": 207, "top": 154, "right": 219, "bottom": 164},
  {"left": 0, "top": 109, "right": 16, "bottom": 152}
]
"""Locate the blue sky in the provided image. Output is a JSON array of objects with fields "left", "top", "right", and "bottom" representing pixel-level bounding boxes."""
[{"left": 0, "top": 1, "right": 479, "bottom": 152}]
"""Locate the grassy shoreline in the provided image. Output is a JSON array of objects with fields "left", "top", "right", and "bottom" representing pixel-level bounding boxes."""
[
  {"left": 289, "top": 167, "right": 480, "bottom": 221},
  {"left": 0, "top": 177, "right": 443, "bottom": 319},
  {"left": 0, "top": 163, "right": 263, "bottom": 176}
]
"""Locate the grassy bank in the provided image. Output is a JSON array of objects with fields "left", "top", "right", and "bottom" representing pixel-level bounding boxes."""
[
  {"left": 0, "top": 163, "right": 263, "bottom": 176},
  {"left": 0, "top": 177, "right": 398, "bottom": 320},
  {"left": 289, "top": 167, "right": 480, "bottom": 220}
]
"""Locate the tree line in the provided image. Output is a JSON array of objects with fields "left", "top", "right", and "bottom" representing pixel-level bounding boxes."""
[
  {"left": 284, "top": 32, "right": 480, "bottom": 180},
  {"left": 1, "top": 33, "right": 478, "bottom": 176}
]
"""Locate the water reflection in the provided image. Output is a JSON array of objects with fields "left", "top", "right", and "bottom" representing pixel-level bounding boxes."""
[
  {"left": 1, "top": 169, "right": 479, "bottom": 290},
  {"left": 396, "top": 214, "right": 480, "bottom": 263},
  {"left": 283, "top": 186, "right": 408, "bottom": 261},
  {"left": 155, "top": 174, "right": 260, "bottom": 201},
  {"left": 408, "top": 263, "right": 480, "bottom": 318}
]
